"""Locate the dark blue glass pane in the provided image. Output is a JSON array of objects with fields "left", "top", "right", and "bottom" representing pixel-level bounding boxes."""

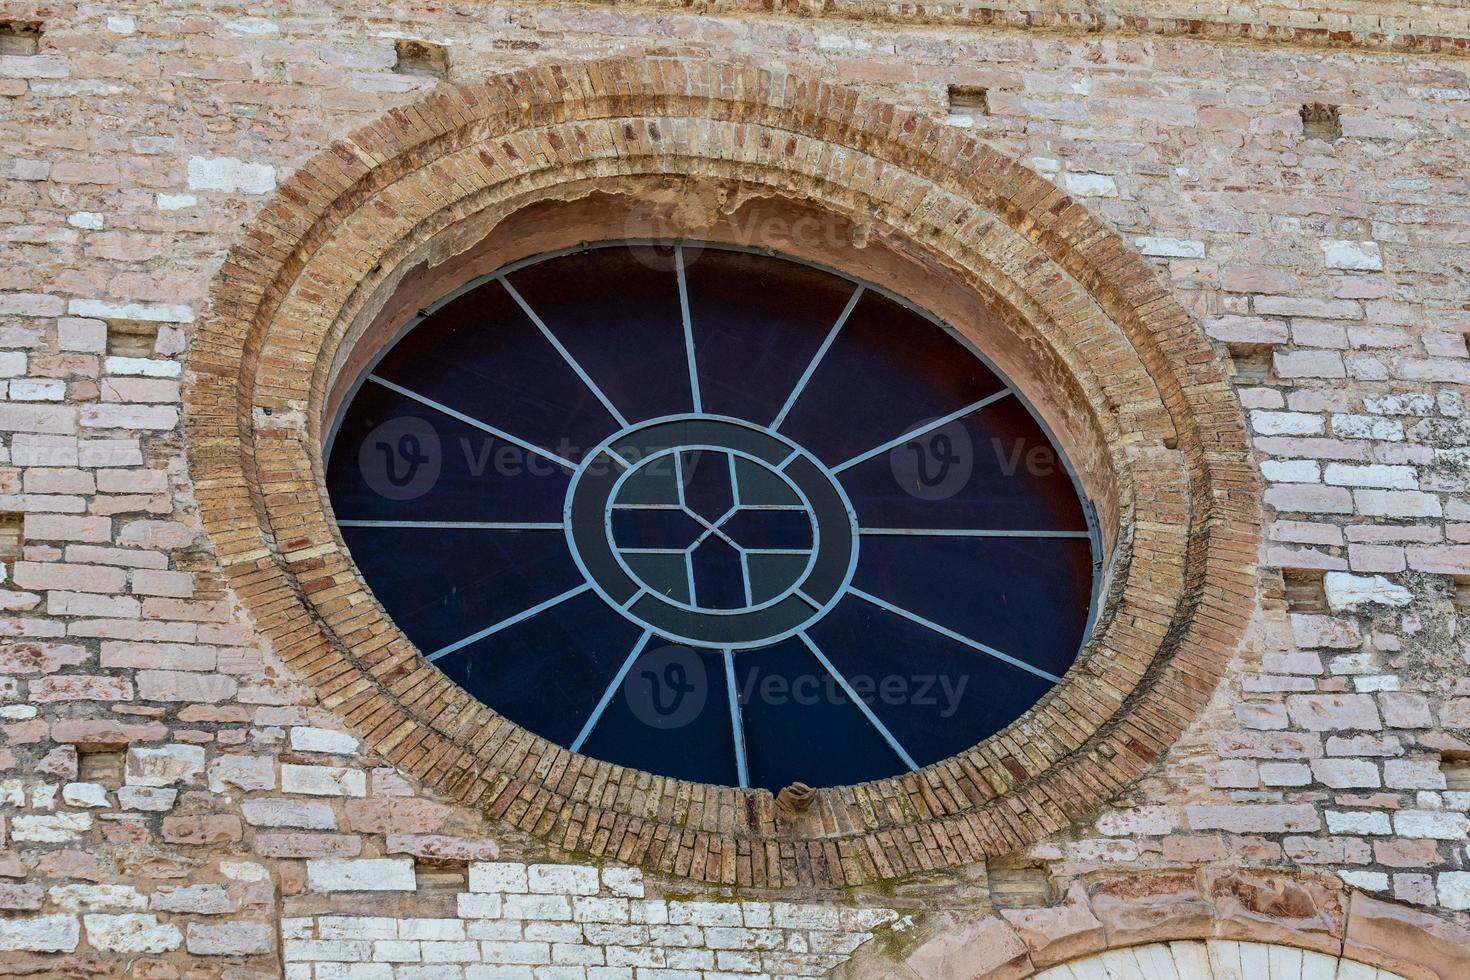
[
  {"left": 681, "top": 450, "right": 733, "bottom": 521},
  {"left": 434, "top": 591, "right": 642, "bottom": 748},
  {"left": 718, "top": 509, "right": 812, "bottom": 551},
  {"left": 580, "top": 645, "right": 737, "bottom": 785},
  {"left": 736, "top": 640, "right": 906, "bottom": 791},
  {"left": 838, "top": 395, "right": 1088, "bottom": 533},
  {"left": 852, "top": 535, "right": 1091, "bottom": 678},
  {"left": 327, "top": 382, "right": 570, "bottom": 523},
  {"left": 807, "top": 595, "right": 1054, "bottom": 767},
  {"left": 340, "top": 526, "right": 581, "bottom": 656},
  {"left": 372, "top": 280, "right": 617, "bottom": 463},
  {"left": 690, "top": 538, "right": 745, "bottom": 609},
  {"left": 684, "top": 250, "right": 855, "bottom": 424},
  {"left": 610, "top": 508, "right": 703, "bottom": 550},
  {"left": 781, "top": 291, "right": 1007, "bottom": 466},
  {"left": 504, "top": 249, "right": 693, "bottom": 423}
]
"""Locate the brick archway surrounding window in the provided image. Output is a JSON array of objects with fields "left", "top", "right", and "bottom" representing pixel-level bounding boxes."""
[{"left": 184, "top": 58, "right": 1258, "bottom": 887}]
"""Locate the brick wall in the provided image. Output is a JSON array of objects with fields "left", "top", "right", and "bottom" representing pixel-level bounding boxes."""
[{"left": 1, "top": 1, "right": 1469, "bottom": 977}]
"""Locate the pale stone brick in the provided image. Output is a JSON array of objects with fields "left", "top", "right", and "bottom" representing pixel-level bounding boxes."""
[
  {"left": 1395, "top": 810, "right": 1470, "bottom": 840},
  {"left": 1061, "top": 172, "right": 1116, "bottom": 197},
  {"left": 1309, "top": 758, "right": 1380, "bottom": 788},
  {"left": 187, "top": 920, "right": 273, "bottom": 955},
  {"left": 1286, "top": 694, "right": 1381, "bottom": 731},
  {"left": 306, "top": 858, "right": 416, "bottom": 892},
  {"left": 1263, "top": 485, "right": 1353, "bottom": 514},
  {"left": 187, "top": 155, "right": 277, "bottom": 193},
  {"left": 1273, "top": 350, "right": 1344, "bottom": 378},
  {"left": 242, "top": 798, "right": 336, "bottom": 829},
  {"left": 290, "top": 725, "right": 360, "bottom": 755},
  {"left": 1251, "top": 410, "right": 1323, "bottom": 436},
  {"left": 528, "top": 864, "right": 599, "bottom": 896},
  {"left": 1259, "top": 459, "right": 1320, "bottom": 483},
  {"left": 1135, "top": 236, "right": 1204, "bottom": 258},
  {"left": 504, "top": 894, "right": 573, "bottom": 920},
  {"left": 66, "top": 299, "right": 193, "bottom": 323},
  {"left": 1354, "top": 489, "right": 1442, "bottom": 518},
  {"left": 1331, "top": 413, "right": 1404, "bottom": 440},
  {"left": 126, "top": 744, "right": 205, "bottom": 787},
  {"left": 470, "top": 863, "right": 529, "bottom": 893},
  {"left": 1321, "top": 240, "right": 1384, "bottom": 271},
  {"left": 57, "top": 317, "right": 106, "bottom": 352},
  {"left": 1324, "top": 571, "right": 1413, "bottom": 610},
  {"left": 1385, "top": 759, "right": 1446, "bottom": 789},
  {"left": 11, "top": 812, "right": 93, "bottom": 842},
  {"left": 282, "top": 763, "right": 367, "bottom": 797},
  {"left": 601, "top": 868, "right": 644, "bottom": 898},
  {"left": 136, "top": 669, "right": 237, "bottom": 702},
  {"left": 1324, "top": 463, "right": 1418, "bottom": 488},
  {"left": 1290, "top": 613, "right": 1361, "bottom": 649},
  {"left": 1437, "top": 873, "right": 1470, "bottom": 911},
  {"left": 83, "top": 913, "right": 183, "bottom": 953},
  {"left": 0, "top": 914, "right": 80, "bottom": 952}
]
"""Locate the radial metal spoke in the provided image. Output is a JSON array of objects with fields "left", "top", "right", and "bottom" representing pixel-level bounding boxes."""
[
  {"left": 570, "top": 630, "right": 652, "bottom": 753},
  {"left": 798, "top": 632, "right": 919, "bottom": 773},
  {"left": 368, "top": 375, "right": 578, "bottom": 471},
  {"left": 338, "top": 520, "right": 563, "bottom": 531},
  {"left": 847, "top": 586, "right": 1061, "bottom": 683},
  {"left": 724, "top": 649, "right": 749, "bottom": 788},
  {"left": 771, "top": 284, "right": 864, "bottom": 431},
  {"left": 831, "top": 389, "right": 1014, "bottom": 474},
  {"left": 675, "top": 246, "right": 703, "bottom": 413},
  {"left": 860, "top": 527, "right": 1091, "bottom": 539},
  {"left": 498, "top": 275, "right": 629, "bottom": 429},
  {"left": 424, "top": 583, "right": 591, "bottom": 663}
]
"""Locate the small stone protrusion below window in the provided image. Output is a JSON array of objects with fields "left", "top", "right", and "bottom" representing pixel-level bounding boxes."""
[
  {"left": 0, "top": 21, "right": 40, "bottom": 56},
  {"left": 987, "top": 861, "right": 1054, "bottom": 909},
  {"left": 106, "top": 320, "right": 161, "bottom": 358},
  {"left": 0, "top": 513, "right": 22, "bottom": 571},
  {"left": 1301, "top": 103, "right": 1342, "bottom": 141},
  {"left": 1282, "top": 569, "right": 1328, "bottom": 614},
  {"left": 1225, "top": 342, "right": 1274, "bottom": 385},
  {"left": 1442, "top": 754, "right": 1470, "bottom": 792},
  {"left": 79, "top": 748, "right": 126, "bottom": 790},
  {"left": 947, "top": 85, "right": 989, "bottom": 117},
  {"left": 393, "top": 39, "right": 449, "bottom": 79},
  {"left": 1452, "top": 577, "right": 1470, "bottom": 618}
]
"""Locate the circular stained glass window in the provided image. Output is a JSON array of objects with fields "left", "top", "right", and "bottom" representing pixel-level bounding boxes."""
[{"left": 325, "top": 243, "right": 1098, "bottom": 791}]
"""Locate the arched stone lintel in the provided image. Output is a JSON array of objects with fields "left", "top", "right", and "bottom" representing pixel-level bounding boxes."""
[{"left": 856, "top": 872, "right": 1468, "bottom": 980}]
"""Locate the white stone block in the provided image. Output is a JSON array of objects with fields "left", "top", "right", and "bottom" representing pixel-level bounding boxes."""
[
  {"left": 1135, "top": 236, "right": 1205, "bottom": 258},
  {"left": 290, "top": 726, "right": 360, "bottom": 755},
  {"left": 83, "top": 913, "right": 183, "bottom": 953},
  {"left": 68, "top": 298, "right": 194, "bottom": 323},
  {"left": 527, "top": 864, "right": 598, "bottom": 896},
  {"left": 127, "top": 744, "right": 205, "bottom": 787},
  {"left": 280, "top": 763, "right": 367, "bottom": 797},
  {"left": 306, "top": 858, "right": 416, "bottom": 892},
  {"left": 469, "top": 862, "right": 529, "bottom": 893},
  {"left": 187, "top": 155, "right": 277, "bottom": 194},
  {"left": 0, "top": 914, "right": 80, "bottom": 952},
  {"left": 1321, "top": 240, "right": 1384, "bottom": 271},
  {"left": 11, "top": 812, "right": 93, "bottom": 842},
  {"left": 1324, "top": 572, "right": 1413, "bottom": 611},
  {"left": 1062, "top": 172, "right": 1118, "bottom": 197}
]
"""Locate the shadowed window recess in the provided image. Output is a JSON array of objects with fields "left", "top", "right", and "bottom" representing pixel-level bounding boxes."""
[{"left": 325, "top": 242, "right": 1099, "bottom": 792}]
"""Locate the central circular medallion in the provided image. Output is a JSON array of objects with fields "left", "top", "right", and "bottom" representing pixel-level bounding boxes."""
[{"left": 566, "top": 415, "right": 858, "bottom": 649}]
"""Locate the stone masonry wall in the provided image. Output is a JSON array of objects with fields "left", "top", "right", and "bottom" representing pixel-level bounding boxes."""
[{"left": 1, "top": 1, "right": 1469, "bottom": 977}]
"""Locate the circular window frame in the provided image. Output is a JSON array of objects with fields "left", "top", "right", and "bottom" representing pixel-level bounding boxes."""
[{"left": 185, "top": 58, "right": 1259, "bottom": 887}]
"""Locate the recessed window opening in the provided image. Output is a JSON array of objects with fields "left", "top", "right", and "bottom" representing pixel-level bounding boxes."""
[
  {"left": 947, "top": 85, "right": 989, "bottom": 117},
  {"left": 1301, "top": 102, "right": 1342, "bottom": 141},
  {"left": 0, "top": 21, "right": 41, "bottom": 56}
]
